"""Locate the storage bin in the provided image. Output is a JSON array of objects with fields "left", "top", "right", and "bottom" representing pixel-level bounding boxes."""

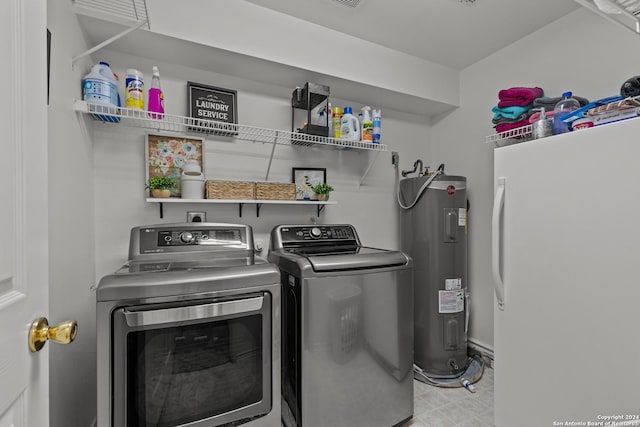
[
  {"left": 206, "top": 181, "right": 255, "bottom": 200},
  {"left": 255, "top": 182, "right": 296, "bottom": 200}
]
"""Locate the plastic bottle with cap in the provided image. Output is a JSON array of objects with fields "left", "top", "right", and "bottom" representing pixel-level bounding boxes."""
[
  {"left": 372, "top": 108, "right": 382, "bottom": 144},
  {"left": 553, "top": 92, "right": 580, "bottom": 135},
  {"left": 147, "top": 66, "right": 164, "bottom": 119},
  {"left": 332, "top": 106, "right": 343, "bottom": 139},
  {"left": 361, "top": 106, "right": 373, "bottom": 142},
  {"left": 82, "top": 61, "right": 120, "bottom": 122},
  {"left": 125, "top": 69, "right": 144, "bottom": 110},
  {"left": 340, "top": 107, "right": 360, "bottom": 141},
  {"left": 532, "top": 107, "right": 553, "bottom": 139}
]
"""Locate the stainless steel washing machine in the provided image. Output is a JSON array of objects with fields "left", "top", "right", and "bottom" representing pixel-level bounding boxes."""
[
  {"left": 268, "top": 224, "right": 414, "bottom": 427},
  {"left": 96, "top": 223, "right": 280, "bottom": 427}
]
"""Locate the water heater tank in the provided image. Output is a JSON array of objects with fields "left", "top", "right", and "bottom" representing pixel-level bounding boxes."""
[{"left": 400, "top": 174, "right": 468, "bottom": 378}]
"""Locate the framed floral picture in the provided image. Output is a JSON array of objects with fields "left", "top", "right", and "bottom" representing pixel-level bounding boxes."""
[
  {"left": 145, "top": 133, "right": 205, "bottom": 197},
  {"left": 292, "top": 167, "right": 326, "bottom": 200}
]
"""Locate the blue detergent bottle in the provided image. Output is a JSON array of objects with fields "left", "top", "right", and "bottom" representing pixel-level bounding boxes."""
[{"left": 83, "top": 62, "right": 120, "bottom": 123}]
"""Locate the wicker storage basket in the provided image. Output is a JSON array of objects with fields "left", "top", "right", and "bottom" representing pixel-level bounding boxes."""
[
  {"left": 255, "top": 182, "right": 296, "bottom": 200},
  {"left": 206, "top": 180, "right": 255, "bottom": 200}
]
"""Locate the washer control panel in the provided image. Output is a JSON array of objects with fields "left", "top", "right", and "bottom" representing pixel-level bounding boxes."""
[{"left": 275, "top": 224, "right": 358, "bottom": 247}]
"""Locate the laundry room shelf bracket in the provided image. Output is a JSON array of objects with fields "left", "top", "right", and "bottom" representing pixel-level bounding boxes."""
[
  {"left": 72, "top": 0, "right": 151, "bottom": 64},
  {"left": 147, "top": 198, "right": 336, "bottom": 219}
]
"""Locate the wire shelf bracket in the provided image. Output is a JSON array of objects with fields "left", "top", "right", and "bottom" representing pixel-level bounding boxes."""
[{"left": 72, "top": 0, "right": 150, "bottom": 64}]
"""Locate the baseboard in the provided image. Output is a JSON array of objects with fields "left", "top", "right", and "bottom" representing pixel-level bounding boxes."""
[{"left": 468, "top": 339, "right": 494, "bottom": 369}]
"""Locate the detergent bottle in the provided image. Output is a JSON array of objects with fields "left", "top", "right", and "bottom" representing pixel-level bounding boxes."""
[
  {"left": 361, "top": 106, "right": 373, "bottom": 142},
  {"left": 340, "top": 107, "right": 360, "bottom": 141},
  {"left": 82, "top": 61, "right": 120, "bottom": 122}
]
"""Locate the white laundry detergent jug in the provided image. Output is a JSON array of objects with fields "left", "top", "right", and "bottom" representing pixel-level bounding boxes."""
[{"left": 181, "top": 160, "right": 205, "bottom": 199}]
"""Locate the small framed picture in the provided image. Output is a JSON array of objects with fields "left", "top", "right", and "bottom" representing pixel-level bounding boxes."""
[
  {"left": 145, "top": 133, "right": 205, "bottom": 197},
  {"left": 292, "top": 168, "right": 326, "bottom": 200},
  {"left": 187, "top": 81, "right": 238, "bottom": 136}
]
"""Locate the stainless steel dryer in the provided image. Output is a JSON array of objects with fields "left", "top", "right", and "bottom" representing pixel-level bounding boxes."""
[
  {"left": 268, "top": 224, "right": 413, "bottom": 427},
  {"left": 96, "top": 223, "right": 280, "bottom": 427}
]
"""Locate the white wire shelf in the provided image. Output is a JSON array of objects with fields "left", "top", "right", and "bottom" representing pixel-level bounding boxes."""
[
  {"left": 574, "top": 0, "right": 640, "bottom": 35},
  {"left": 73, "top": 0, "right": 149, "bottom": 27},
  {"left": 74, "top": 100, "right": 389, "bottom": 152},
  {"left": 485, "top": 124, "right": 533, "bottom": 146}
]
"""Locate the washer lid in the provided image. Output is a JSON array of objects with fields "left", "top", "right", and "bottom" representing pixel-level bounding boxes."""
[{"left": 295, "top": 246, "right": 409, "bottom": 271}]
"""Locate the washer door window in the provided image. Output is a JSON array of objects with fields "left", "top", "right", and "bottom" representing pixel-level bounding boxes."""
[{"left": 112, "top": 293, "right": 272, "bottom": 427}]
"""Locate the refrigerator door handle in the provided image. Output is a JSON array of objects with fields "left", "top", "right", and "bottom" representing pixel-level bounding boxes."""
[{"left": 492, "top": 177, "right": 506, "bottom": 310}]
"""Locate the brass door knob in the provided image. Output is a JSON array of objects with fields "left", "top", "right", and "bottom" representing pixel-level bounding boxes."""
[{"left": 28, "top": 317, "right": 78, "bottom": 352}]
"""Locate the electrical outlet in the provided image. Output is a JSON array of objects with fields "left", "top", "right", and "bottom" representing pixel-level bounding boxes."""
[
  {"left": 392, "top": 151, "right": 399, "bottom": 166},
  {"left": 254, "top": 239, "right": 264, "bottom": 256},
  {"left": 187, "top": 211, "right": 206, "bottom": 222}
]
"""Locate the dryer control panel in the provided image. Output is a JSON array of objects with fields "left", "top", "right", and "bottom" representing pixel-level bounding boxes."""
[
  {"left": 128, "top": 223, "right": 252, "bottom": 260},
  {"left": 270, "top": 224, "right": 360, "bottom": 250}
]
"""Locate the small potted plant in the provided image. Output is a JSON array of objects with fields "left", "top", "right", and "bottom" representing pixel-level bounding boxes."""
[
  {"left": 313, "top": 183, "right": 334, "bottom": 201},
  {"left": 147, "top": 176, "right": 177, "bottom": 198}
]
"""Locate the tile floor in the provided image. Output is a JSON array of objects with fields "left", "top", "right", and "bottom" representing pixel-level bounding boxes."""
[{"left": 404, "top": 367, "right": 494, "bottom": 427}]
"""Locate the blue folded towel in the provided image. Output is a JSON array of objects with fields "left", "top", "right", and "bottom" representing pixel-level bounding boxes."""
[{"left": 492, "top": 104, "right": 533, "bottom": 120}]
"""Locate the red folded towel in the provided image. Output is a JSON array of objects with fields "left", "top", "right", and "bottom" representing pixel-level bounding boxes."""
[
  {"left": 498, "top": 87, "right": 544, "bottom": 108},
  {"left": 495, "top": 119, "right": 529, "bottom": 134}
]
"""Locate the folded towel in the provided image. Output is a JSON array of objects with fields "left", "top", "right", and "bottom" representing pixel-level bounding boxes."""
[
  {"left": 492, "top": 104, "right": 533, "bottom": 120},
  {"left": 492, "top": 112, "right": 529, "bottom": 125},
  {"left": 495, "top": 119, "right": 529, "bottom": 134},
  {"left": 498, "top": 87, "right": 544, "bottom": 108},
  {"left": 533, "top": 96, "right": 590, "bottom": 110}
]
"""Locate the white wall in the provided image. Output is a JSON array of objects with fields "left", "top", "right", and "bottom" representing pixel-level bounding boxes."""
[
  {"left": 146, "top": 0, "right": 459, "bottom": 111},
  {"left": 91, "top": 49, "right": 433, "bottom": 280},
  {"left": 47, "top": 1, "right": 97, "bottom": 426},
  {"left": 432, "top": 7, "right": 640, "bottom": 350}
]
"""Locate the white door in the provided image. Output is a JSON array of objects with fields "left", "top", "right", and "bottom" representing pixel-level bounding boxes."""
[{"left": 0, "top": 0, "right": 50, "bottom": 425}]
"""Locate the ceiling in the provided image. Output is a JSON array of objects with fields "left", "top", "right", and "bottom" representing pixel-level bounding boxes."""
[{"left": 242, "top": 0, "right": 580, "bottom": 70}]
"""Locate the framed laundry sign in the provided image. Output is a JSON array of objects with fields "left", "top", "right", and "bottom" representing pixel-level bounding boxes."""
[
  {"left": 187, "top": 82, "right": 238, "bottom": 136},
  {"left": 145, "top": 133, "right": 205, "bottom": 197}
]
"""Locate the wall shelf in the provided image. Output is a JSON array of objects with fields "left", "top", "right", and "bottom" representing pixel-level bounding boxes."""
[
  {"left": 74, "top": 100, "right": 388, "bottom": 152},
  {"left": 75, "top": 99, "right": 387, "bottom": 184},
  {"left": 146, "top": 198, "right": 337, "bottom": 218}
]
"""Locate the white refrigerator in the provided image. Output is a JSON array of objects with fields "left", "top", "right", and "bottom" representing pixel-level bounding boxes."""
[{"left": 492, "top": 118, "right": 640, "bottom": 427}]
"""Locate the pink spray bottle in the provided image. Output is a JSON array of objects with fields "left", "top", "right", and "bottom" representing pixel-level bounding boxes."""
[{"left": 148, "top": 66, "right": 164, "bottom": 119}]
